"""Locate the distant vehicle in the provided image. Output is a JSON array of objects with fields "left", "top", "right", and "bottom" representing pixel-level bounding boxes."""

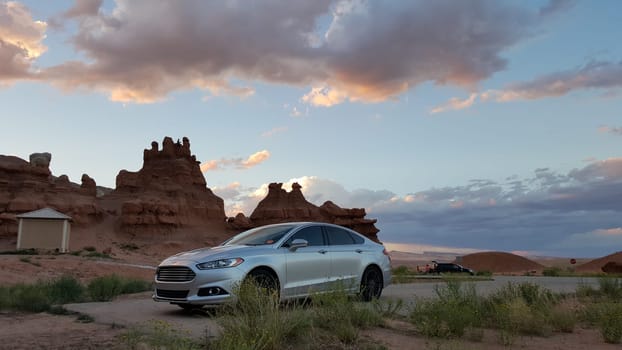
[
  {"left": 429, "top": 262, "right": 475, "bottom": 275},
  {"left": 153, "top": 222, "right": 392, "bottom": 309}
]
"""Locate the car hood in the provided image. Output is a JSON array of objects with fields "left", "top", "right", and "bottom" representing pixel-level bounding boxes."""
[{"left": 160, "top": 244, "right": 268, "bottom": 265}]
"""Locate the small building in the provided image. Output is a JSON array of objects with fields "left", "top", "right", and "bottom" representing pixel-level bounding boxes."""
[{"left": 16, "top": 208, "right": 71, "bottom": 253}]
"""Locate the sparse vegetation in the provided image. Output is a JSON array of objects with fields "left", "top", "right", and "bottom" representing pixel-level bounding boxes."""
[
  {"left": 0, "top": 248, "right": 38, "bottom": 255},
  {"left": 118, "top": 242, "right": 140, "bottom": 251},
  {"left": 87, "top": 274, "right": 152, "bottom": 302},
  {"left": 0, "top": 274, "right": 151, "bottom": 312}
]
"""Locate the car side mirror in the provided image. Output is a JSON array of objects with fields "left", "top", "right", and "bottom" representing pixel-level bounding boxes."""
[{"left": 289, "top": 238, "right": 308, "bottom": 251}]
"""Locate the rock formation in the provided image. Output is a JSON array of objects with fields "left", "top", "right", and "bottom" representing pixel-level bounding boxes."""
[
  {"left": 0, "top": 138, "right": 383, "bottom": 245},
  {"left": 109, "top": 137, "right": 226, "bottom": 232},
  {"left": 247, "top": 182, "right": 380, "bottom": 242},
  {"left": 0, "top": 154, "right": 102, "bottom": 236},
  {"left": 602, "top": 261, "right": 622, "bottom": 274}
]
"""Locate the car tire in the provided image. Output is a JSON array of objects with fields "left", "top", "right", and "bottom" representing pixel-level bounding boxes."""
[
  {"left": 360, "top": 266, "right": 383, "bottom": 302},
  {"left": 246, "top": 268, "right": 279, "bottom": 296}
]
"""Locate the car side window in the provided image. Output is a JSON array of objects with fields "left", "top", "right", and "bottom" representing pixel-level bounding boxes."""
[
  {"left": 326, "top": 226, "right": 356, "bottom": 245},
  {"left": 285, "top": 226, "right": 325, "bottom": 247}
]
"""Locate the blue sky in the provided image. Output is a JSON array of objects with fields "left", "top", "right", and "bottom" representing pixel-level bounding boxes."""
[{"left": 1, "top": 0, "right": 621, "bottom": 257}]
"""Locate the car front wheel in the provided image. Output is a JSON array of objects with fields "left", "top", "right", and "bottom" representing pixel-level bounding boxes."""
[{"left": 360, "top": 266, "right": 383, "bottom": 302}]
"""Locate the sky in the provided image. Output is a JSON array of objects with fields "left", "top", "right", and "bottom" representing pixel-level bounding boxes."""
[{"left": 1, "top": 0, "right": 621, "bottom": 258}]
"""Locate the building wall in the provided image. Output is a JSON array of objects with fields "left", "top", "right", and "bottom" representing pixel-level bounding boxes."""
[{"left": 18, "top": 219, "right": 68, "bottom": 251}]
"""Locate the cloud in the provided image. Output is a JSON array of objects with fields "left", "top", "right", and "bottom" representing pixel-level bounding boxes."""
[
  {"left": 48, "top": 0, "right": 102, "bottom": 27},
  {"left": 32, "top": 0, "right": 549, "bottom": 104},
  {"left": 201, "top": 150, "right": 271, "bottom": 172},
  {"left": 0, "top": 1, "right": 47, "bottom": 82},
  {"left": 261, "top": 126, "right": 288, "bottom": 138},
  {"left": 242, "top": 150, "right": 270, "bottom": 168},
  {"left": 430, "top": 93, "right": 478, "bottom": 114},
  {"left": 539, "top": 0, "right": 576, "bottom": 17},
  {"left": 484, "top": 61, "right": 622, "bottom": 102},
  {"left": 599, "top": 126, "right": 622, "bottom": 136}
]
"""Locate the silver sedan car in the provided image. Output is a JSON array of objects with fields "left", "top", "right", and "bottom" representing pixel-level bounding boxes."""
[{"left": 153, "top": 222, "right": 392, "bottom": 308}]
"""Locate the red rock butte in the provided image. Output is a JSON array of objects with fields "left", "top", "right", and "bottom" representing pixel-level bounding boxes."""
[{"left": 0, "top": 137, "right": 381, "bottom": 244}]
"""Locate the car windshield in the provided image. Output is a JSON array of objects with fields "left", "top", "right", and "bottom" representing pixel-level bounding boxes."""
[{"left": 223, "top": 224, "right": 298, "bottom": 246}]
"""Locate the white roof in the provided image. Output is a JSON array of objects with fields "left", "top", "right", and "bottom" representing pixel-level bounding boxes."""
[{"left": 16, "top": 208, "right": 72, "bottom": 220}]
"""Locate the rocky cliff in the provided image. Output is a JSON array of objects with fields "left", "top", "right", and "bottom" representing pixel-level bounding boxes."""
[
  {"left": 0, "top": 154, "right": 102, "bottom": 236},
  {"left": 109, "top": 137, "right": 226, "bottom": 232},
  {"left": 242, "top": 182, "right": 380, "bottom": 242},
  {"left": 0, "top": 137, "right": 381, "bottom": 244}
]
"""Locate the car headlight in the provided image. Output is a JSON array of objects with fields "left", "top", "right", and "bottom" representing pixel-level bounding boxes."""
[{"left": 196, "top": 258, "right": 244, "bottom": 270}]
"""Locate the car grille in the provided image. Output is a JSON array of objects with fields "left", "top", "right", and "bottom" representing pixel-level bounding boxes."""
[
  {"left": 156, "top": 289, "right": 189, "bottom": 299},
  {"left": 156, "top": 266, "right": 196, "bottom": 282}
]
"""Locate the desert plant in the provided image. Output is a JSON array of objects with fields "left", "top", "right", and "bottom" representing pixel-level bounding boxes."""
[
  {"left": 410, "top": 281, "right": 483, "bottom": 339},
  {"left": 87, "top": 275, "right": 124, "bottom": 301},
  {"left": 548, "top": 302, "right": 577, "bottom": 333},
  {"left": 542, "top": 267, "right": 563, "bottom": 277},
  {"left": 598, "top": 277, "right": 622, "bottom": 300},
  {"left": 212, "top": 281, "right": 311, "bottom": 350},
  {"left": 599, "top": 302, "right": 622, "bottom": 344},
  {"left": 47, "top": 275, "right": 84, "bottom": 304}
]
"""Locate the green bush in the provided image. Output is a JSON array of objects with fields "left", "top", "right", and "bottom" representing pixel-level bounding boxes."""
[
  {"left": 7, "top": 283, "right": 51, "bottom": 312},
  {"left": 600, "top": 303, "right": 622, "bottom": 344},
  {"left": 47, "top": 275, "right": 84, "bottom": 304},
  {"left": 542, "top": 267, "right": 562, "bottom": 277},
  {"left": 87, "top": 275, "right": 151, "bottom": 301},
  {"left": 549, "top": 304, "right": 577, "bottom": 333},
  {"left": 410, "top": 281, "right": 483, "bottom": 339},
  {"left": 88, "top": 275, "right": 125, "bottom": 301},
  {"left": 212, "top": 281, "right": 310, "bottom": 350},
  {"left": 598, "top": 277, "right": 622, "bottom": 300}
]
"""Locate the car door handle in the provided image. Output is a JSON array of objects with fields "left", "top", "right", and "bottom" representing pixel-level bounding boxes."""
[
  {"left": 355, "top": 249, "right": 363, "bottom": 254},
  {"left": 318, "top": 249, "right": 327, "bottom": 254}
]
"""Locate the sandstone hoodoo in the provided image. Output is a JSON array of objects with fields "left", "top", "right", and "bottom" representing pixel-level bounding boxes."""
[
  {"left": 111, "top": 137, "right": 226, "bottom": 231},
  {"left": 0, "top": 154, "right": 102, "bottom": 236},
  {"left": 249, "top": 182, "right": 380, "bottom": 242}
]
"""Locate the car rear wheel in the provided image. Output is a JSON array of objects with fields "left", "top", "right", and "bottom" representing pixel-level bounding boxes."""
[{"left": 360, "top": 266, "right": 383, "bottom": 302}]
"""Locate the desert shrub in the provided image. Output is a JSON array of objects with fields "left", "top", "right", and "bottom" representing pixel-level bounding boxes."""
[
  {"left": 312, "top": 288, "right": 383, "bottom": 344},
  {"left": 87, "top": 275, "right": 151, "bottom": 301},
  {"left": 542, "top": 267, "right": 562, "bottom": 277},
  {"left": 47, "top": 275, "right": 84, "bottom": 304},
  {"left": 488, "top": 282, "right": 557, "bottom": 309},
  {"left": 120, "top": 320, "right": 202, "bottom": 350},
  {"left": 410, "top": 281, "right": 483, "bottom": 339},
  {"left": 83, "top": 246, "right": 97, "bottom": 252},
  {"left": 212, "top": 281, "right": 311, "bottom": 350},
  {"left": 120, "top": 279, "right": 152, "bottom": 294},
  {"left": 88, "top": 275, "right": 124, "bottom": 301},
  {"left": 548, "top": 302, "right": 577, "bottom": 333},
  {"left": 598, "top": 277, "right": 622, "bottom": 300},
  {"left": 599, "top": 302, "right": 622, "bottom": 344},
  {"left": 576, "top": 281, "right": 599, "bottom": 299},
  {"left": 372, "top": 298, "right": 403, "bottom": 318},
  {"left": 5, "top": 283, "right": 51, "bottom": 312}
]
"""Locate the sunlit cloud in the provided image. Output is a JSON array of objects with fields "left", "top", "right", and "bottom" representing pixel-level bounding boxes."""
[
  {"left": 430, "top": 93, "right": 478, "bottom": 114},
  {"left": 6, "top": 1, "right": 563, "bottom": 104},
  {"left": 242, "top": 150, "right": 270, "bottom": 168},
  {"left": 261, "top": 126, "right": 288, "bottom": 138},
  {"left": 302, "top": 86, "right": 348, "bottom": 107},
  {"left": 0, "top": 1, "right": 47, "bottom": 81},
  {"left": 201, "top": 150, "right": 271, "bottom": 173}
]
